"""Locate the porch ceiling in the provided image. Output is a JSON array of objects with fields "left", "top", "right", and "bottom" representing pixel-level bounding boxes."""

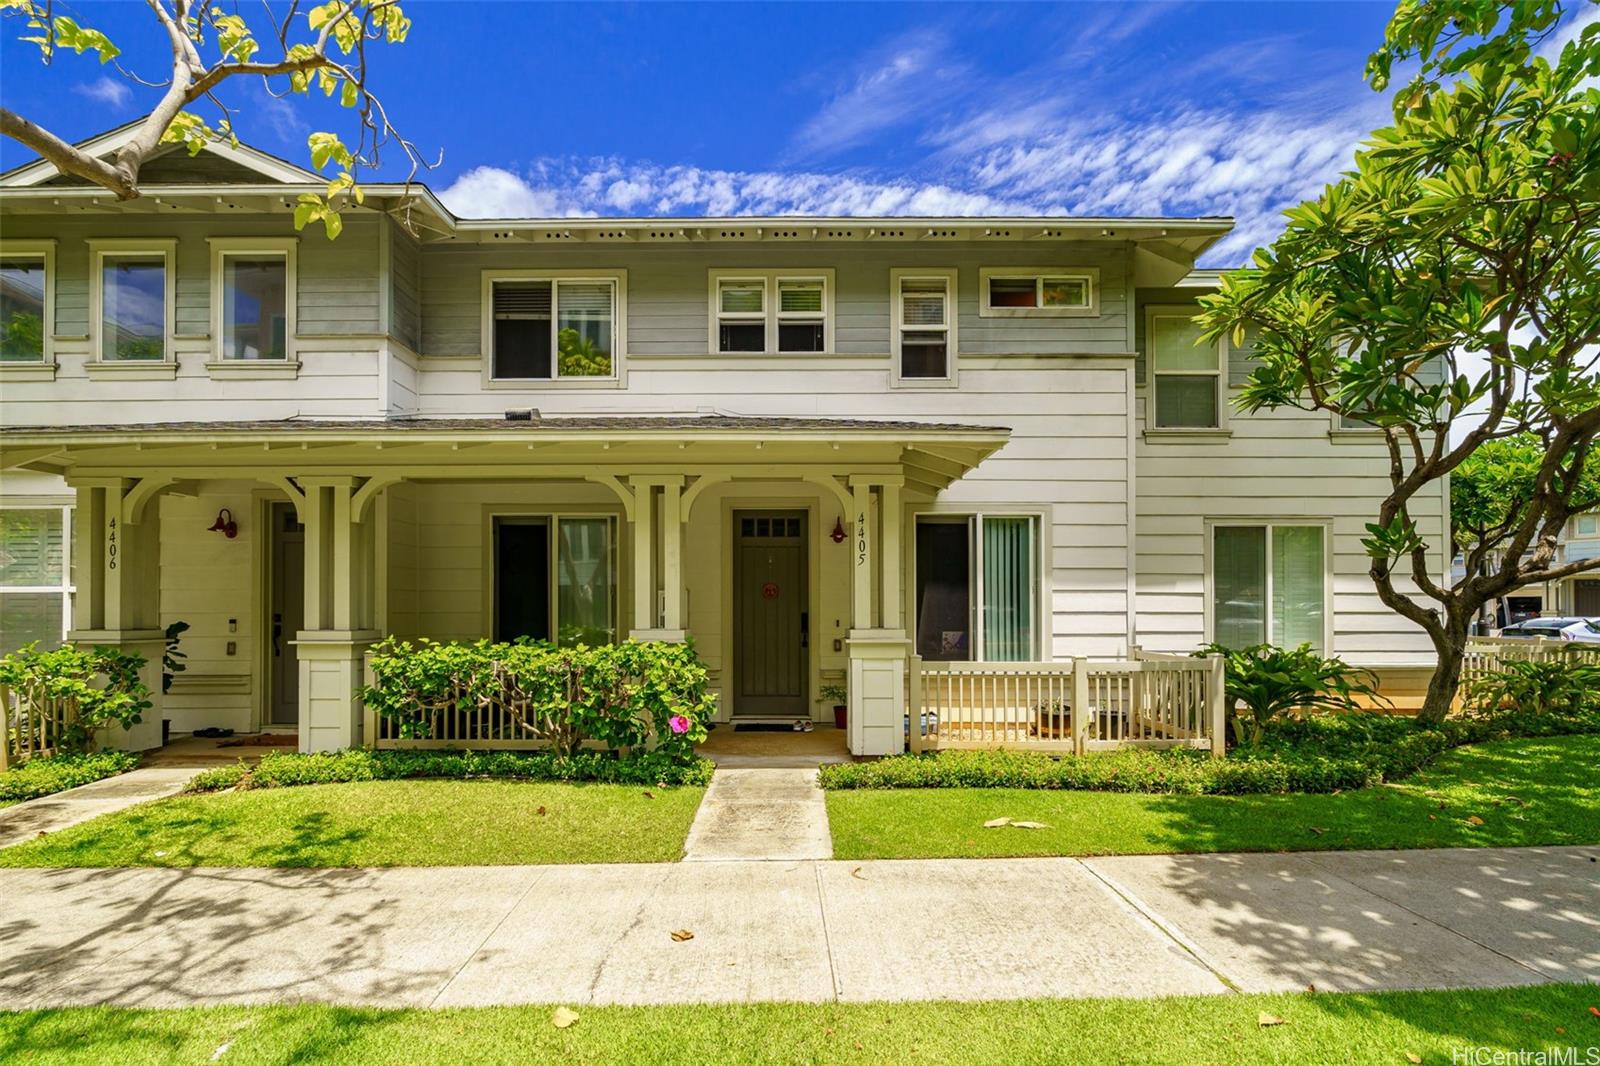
[{"left": 0, "top": 415, "right": 1009, "bottom": 494}]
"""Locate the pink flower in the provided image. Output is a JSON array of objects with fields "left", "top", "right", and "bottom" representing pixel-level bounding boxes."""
[{"left": 668, "top": 715, "right": 691, "bottom": 735}]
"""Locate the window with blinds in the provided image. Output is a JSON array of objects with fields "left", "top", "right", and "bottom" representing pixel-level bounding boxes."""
[
  {"left": 0, "top": 507, "right": 73, "bottom": 655},
  {"left": 897, "top": 275, "right": 952, "bottom": 380},
  {"left": 1149, "top": 308, "right": 1221, "bottom": 428},
  {"left": 711, "top": 273, "right": 829, "bottom": 354},
  {"left": 491, "top": 278, "right": 616, "bottom": 379},
  {"left": 914, "top": 513, "right": 1038, "bottom": 661},
  {"left": 717, "top": 279, "right": 765, "bottom": 353},
  {"left": 1211, "top": 524, "right": 1326, "bottom": 651}
]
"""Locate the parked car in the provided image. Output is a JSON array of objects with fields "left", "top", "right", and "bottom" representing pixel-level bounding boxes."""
[{"left": 1497, "top": 617, "right": 1600, "bottom": 642}]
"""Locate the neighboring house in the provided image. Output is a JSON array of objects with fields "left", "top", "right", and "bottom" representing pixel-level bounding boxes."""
[
  {"left": 0, "top": 127, "right": 1449, "bottom": 756},
  {"left": 1452, "top": 509, "right": 1600, "bottom": 633}
]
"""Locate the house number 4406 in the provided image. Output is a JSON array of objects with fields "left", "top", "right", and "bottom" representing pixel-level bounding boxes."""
[{"left": 107, "top": 516, "right": 119, "bottom": 570}]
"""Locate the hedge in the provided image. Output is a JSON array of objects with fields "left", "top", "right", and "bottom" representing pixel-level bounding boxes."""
[
  {"left": 0, "top": 751, "right": 142, "bottom": 803},
  {"left": 184, "top": 748, "right": 716, "bottom": 794}
]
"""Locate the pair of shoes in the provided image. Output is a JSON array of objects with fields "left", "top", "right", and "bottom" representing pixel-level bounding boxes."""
[
  {"left": 794, "top": 720, "right": 815, "bottom": 733},
  {"left": 192, "top": 727, "right": 235, "bottom": 739}
]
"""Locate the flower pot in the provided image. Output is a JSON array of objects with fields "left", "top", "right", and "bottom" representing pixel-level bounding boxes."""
[{"left": 833, "top": 704, "right": 847, "bottom": 730}]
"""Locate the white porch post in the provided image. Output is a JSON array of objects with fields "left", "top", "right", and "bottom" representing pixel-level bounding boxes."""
[
  {"left": 67, "top": 478, "right": 165, "bottom": 751},
  {"left": 294, "top": 476, "right": 380, "bottom": 753},
  {"left": 845, "top": 476, "right": 909, "bottom": 757},
  {"left": 627, "top": 475, "right": 685, "bottom": 642}
]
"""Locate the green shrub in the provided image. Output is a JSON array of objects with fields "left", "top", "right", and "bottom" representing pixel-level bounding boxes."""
[
  {"left": 0, "top": 751, "right": 140, "bottom": 803},
  {"left": 183, "top": 748, "right": 715, "bottom": 793},
  {"left": 0, "top": 643, "right": 151, "bottom": 752},
  {"left": 183, "top": 761, "right": 250, "bottom": 793},
  {"left": 1463, "top": 658, "right": 1600, "bottom": 720},
  {"left": 362, "top": 637, "right": 715, "bottom": 763},
  {"left": 1196, "top": 642, "right": 1387, "bottom": 746}
]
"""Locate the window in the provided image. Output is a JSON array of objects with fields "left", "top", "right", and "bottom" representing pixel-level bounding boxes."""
[
  {"left": 493, "top": 515, "right": 617, "bottom": 645},
  {"left": 0, "top": 507, "right": 73, "bottom": 655},
  {"left": 914, "top": 514, "right": 1038, "bottom": 661},
  {"left": 1576, "top": 514, "right": 1599, "bottom": 538},
  {"left": 1212, "top": 524, "right": 1326, "bottom": 651},
  {"left": 709, "top": 271, "right": 832, "bottom": 354},
  {"left": 91, "top": 241, "right": 174, "bottom": 364},
  {"left": 894, "top": 270, "right": 957, "bottom": 382},
  {"left": 1148, "top": 306, "right": 1222, "bottom": 428},
  {"left": 484, "top": 272, "right": 622, "bottom": 380},
  {"left": 979, "top": 268, "right": 1097, "bottom": 317},
  {"left": 210, "top": 238, "right": 296, "bottom": 362},
  {"left": 0, "top": 245, "right": 51, "bottom": 363}
]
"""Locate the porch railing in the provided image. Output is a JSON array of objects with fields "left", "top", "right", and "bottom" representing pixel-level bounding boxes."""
[
  {"left": 0, "top": 683, "right": 78, "bottom": 771},
  {"left": 365, "top": 681, "right": 562, "bottom": 750},
  {"left": 1462, "top": 635, "right": 1600, "bottom": 685},
  {"left": 908, "top": 650, "right": 1226, "bottom": 756}
]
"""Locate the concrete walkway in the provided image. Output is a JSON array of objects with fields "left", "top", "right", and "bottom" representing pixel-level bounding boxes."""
[
  {"left": 1, "top": 846, "right": 1594, "bottom": 1009},
  {"left": 682, "top": 769, "right": 832, "bottom": 861},
  {"left": 0, "top": 768, "right": 197, "bottom": 850}
]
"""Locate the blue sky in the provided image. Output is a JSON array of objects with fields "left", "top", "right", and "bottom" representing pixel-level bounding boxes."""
[{"left": 1, "top": 2, "right": 1588, "bottom": 265}]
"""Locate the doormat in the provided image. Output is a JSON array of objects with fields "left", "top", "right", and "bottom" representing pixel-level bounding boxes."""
[
  {"left": 733, "top": 723, "right": 804, "bottom": 732},
  {"left": 219, "top": 734, "right": 299, "bottom": 747}
]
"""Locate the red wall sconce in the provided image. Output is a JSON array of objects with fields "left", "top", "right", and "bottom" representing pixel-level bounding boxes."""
[
  {"left": 830, "top": 516, "right": 847, "bottom": 544},
  {"left": 207, "top": 508, "right": 238, "bottom": 539}
]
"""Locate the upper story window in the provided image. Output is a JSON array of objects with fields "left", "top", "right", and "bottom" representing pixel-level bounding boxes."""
[
  {"left": 978, "top": 268, "right": 1098, "bottom": 317},
  {"left": 483, "top": 271, "right": 622, "bottom": 382},
  {"left": 91, "top": 239, "right": 175, "bottom": 363},
  {"left": 0, "top": 242, "right": 52, "bottom": 364},
  {"left": 210, "top": 238, "right": 296, "bottom": 362},
  {"left": 1576, "top": 513, "right": 1599, "bottom": 538},
  {"left": 893, "top": 268, "right": 957, "bottom": 384},
  {"left": 1147, "top": 305, "right": 1223, "bottom": 429},
  {"left": 709, "top": 270, "right": 832, "bottom": 354}
]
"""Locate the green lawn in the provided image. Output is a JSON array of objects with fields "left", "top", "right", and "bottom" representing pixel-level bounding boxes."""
[
  {"left": 0, "top": 779, "right": 705, "bottom": 867},
  {"left": 2, "top": 985, "right": 1595, "bottom": 1065},
  {"left": 828, "top": 734, "right": 1600, "bottom": 859}
]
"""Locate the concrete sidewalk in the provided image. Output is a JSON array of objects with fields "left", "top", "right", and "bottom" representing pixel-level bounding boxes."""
[
  {"left": 1, "top": 846, "right": 1594, "bottom": 1009},
  {"left": 0, "top": 768, "right": 198, "bottom": 850}
]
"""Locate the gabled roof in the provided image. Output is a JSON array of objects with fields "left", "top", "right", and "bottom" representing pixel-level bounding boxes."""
[{"left": 0, "top": 119, "right": 322, "bottom": 187}]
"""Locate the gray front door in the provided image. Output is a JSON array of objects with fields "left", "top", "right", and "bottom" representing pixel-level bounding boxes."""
[
  {"left": 270, "top": 503, "right": 304, "bottom": 726},
  {"left": 1576, "top": 579, "right": 1600, "bottom": 616},
  {"left": 733, "top": 511, "right": 807, "bottom": 716}
]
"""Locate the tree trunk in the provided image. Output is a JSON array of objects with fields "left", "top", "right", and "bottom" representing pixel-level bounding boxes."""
[{"left": 1418, "top": 626, "right": 1467, "bottom": 723}]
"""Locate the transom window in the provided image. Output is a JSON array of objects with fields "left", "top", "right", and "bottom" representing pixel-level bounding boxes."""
[
  {"left": 894, "top": 270, "right": 957, "bottom": 382},
  {"left": 93, "top": 242, "right": 174, "bottom": 363},
  {"left": 1148, "top": 306, "right": 1223, "bottom": 429},
  {"left": 493, "top": 515, "right": 617, "bottom": 646},
  {"left": 1212, "top": 523, "right": 1326, "bottom": 652},
  {"left": 709, "top": 271, "right": 831, "bottom": 354},
  {"left": 979, "top": 268, "right": 1097, "bottom": 317},
  {"left": 914, "top": 514, "right": 1038, "bottom": 662},
  {"left": 488, "top": 276, "right": 619, "bottom": 380},
  {"left": 0, "top": 507, "right": 73, "bottom": 655},
  {"left": 0, "top": 250, "right": 49, "bottom": 363}
]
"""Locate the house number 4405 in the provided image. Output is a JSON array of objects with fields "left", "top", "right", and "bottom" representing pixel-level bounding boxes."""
[{"left": 855, "top": 510, "right": 867, "bottom": 566}]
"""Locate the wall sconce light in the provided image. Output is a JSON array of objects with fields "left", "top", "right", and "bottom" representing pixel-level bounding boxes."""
[
  {"left": 207, "top": 508, "right": 238, "bottom": 539},
  {"left": 830, "top": 516, "right": 847, "bottom": 544}
]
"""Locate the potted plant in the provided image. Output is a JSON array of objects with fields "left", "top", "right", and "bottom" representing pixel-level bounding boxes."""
[{"left": 819, "top": 684, "right": 848, "bottom": 730}]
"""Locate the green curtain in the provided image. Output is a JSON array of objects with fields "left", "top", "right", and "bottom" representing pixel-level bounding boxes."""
[
  {"left": 982, "top": 517, "right": 1034, "bottom": 661},
  {"left": 1271, "top": 526, "right": 1325, "bottom": 651},
  {"left": 1213, "top": 526, "right": 1266, "bottom": 648},
  {"left": 556, "top": 517, "right": 615, "bottom": 646}
]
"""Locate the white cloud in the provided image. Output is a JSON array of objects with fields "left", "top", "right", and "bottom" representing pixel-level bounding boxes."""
[
  {"left": 73, "top": 77, "right": 131, "bottom": 109},
  {"left": 788, "top": 30, "right": 967, "bottom": 159},
  {"left": 438, "top": 166, "right": 597, "bottom": 219}
]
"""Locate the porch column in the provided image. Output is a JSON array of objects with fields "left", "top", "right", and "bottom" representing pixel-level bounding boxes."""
[
  {"left": 67, "top": 478, "right": 165, "bottom": 751},
  {"left": 627, "top": 475, "right": 685, "bottom": 642},
  {"left": 293, "top": 476, "right": 380, "bottom": 753},
  {"left": 845, "top": 477, "right": 909, "bottom": 757}
]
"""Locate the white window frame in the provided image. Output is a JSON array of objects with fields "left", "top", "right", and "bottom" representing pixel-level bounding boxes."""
[
  {"left": 891, "top": 267, "right": 959, "bottom": 388},
  {"left": 480, "top": 268, "right": 627, "bottom": 387},
  {"left": 978, "top": 266, "right": 1099, "bottom": 318},
  {"left": 908, "top": 507, "right": 1047, "bottom": 661},
  {"left": 1146, "top": 303, "right": 1227, "bottom": 431},
  {"left": 1202, "top": 519, "right": 1333, "bottom": 653},
  {"left": 1575, "top": 513, "right": 1599, "bottom": 538},
  {"left": 484, "top": 510, "right": 621, "bottom": 643},
  {"left": 90, "top": 238, "right": 176, "bottom": 365},
  {"left": 0, "top": 505, "right": 75, "bottom": 651},
  {"left": 208, "top": 237, "right": 298, "bottom": 365},
  {"left": 0, "top": 239, "right": 55, "bottom": 367},
  {"left": 706, "top": 269, "right": 834, "bottom": 355}
]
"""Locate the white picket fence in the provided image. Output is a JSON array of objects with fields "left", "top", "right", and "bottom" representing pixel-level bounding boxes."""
[{"left": 907, "top": 650, "right": 1226, "bottom": 756}]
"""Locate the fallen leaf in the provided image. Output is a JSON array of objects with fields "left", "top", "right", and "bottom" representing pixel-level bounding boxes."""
[
  {"left": 983, "top": 817, "right": 1012, "bottom": 828},
  {"left": 537, "top": 806, "right": 547, "bottom": 816},
  {"left": 1589, "top": 1006, "right": 1600, "bottom": 1018},
  {"left": 671, "top": 929, "right": 695, "bottom": 942},
  {"left": 1556, "top": 1027, "right": 1566, "bottom": 1035},
  {"left": 1011, "top": 821, "right": 1051, "bottom": 830},
  {"left": 1405, "top": 1053, "right": 1422, "bottom": 1064},
  {"left": 210, "top": 1041, "right": 232, "bottom": 1062},
  {"left": 1257, "top": 1012, "right": 1287, "bottom": 1028},
  {"left": 642, "top": 791, "right": 655, "bottom": 799},
  {"left": 1428, "top": 815, "right": 1437, "bottom": 821},
  {"left": 1306, "top": 984, "right": 1316, "bottom": 993},
  {"left": 1308, "top": 826, "right": 1329, "bottom": 836},
  {"left": 551, "top": 1006, "right": 579, "bottom": 1029},
  {"left": 1465, "top": 815, "right": 1486, "bottom": 827},
  {"left": 850, "top": 867, "right": 866, "bottom": 880}
]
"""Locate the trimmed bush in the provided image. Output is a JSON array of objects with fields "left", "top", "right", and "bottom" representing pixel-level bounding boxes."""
[
  {"left": 362, "top": 637, "right": 716, "bottom": 763},
  {"left": 183, "top": 748, "right": 715, "bottom": 793},
  {"left": 0, "top": 643, "right": 151, "bottom": 752},
  {"left": 0, "top": 751, "right": 141, "bottom": 803}
]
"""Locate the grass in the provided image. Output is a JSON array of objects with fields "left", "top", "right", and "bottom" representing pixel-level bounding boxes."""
[
  {"left": 827, "top": 734, "right": 1600, "bottom": 859},
  {"left": 0, "top": 750, "right": 141, "bottom": 804},
  {"left": 1, "top": 985, "right": 1596, "bottom": 1065},
  {"left": 0, "top": 779, "right": 705, "bottom": 867}
]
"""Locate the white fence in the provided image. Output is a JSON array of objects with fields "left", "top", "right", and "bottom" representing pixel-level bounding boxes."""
[
  {"left": 908, "top": 650, "right": 1226, "bottom": 756},
  {"left": 1462, "top": 635, "right": 1600, "bottom": 686},
  {"left": 0, "top": 683, "right": 78, "bottom": 771}
]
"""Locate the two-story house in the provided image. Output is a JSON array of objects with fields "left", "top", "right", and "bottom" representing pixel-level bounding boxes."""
[{"left": 0, "top": 128, "right": 1449, "bottom": 755}]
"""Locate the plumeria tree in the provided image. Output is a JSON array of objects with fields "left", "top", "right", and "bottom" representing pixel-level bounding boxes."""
[
  {"left": 1197, "top": 0, "right": 1600, "bottom": 721},
  {"left": 0, "top": 0, "right": 426, "bottom": 236}
]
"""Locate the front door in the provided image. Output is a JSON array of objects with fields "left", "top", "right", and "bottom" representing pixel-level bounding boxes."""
[
  {"left": 269, "top": 503, "right": 304, "bottom": 726},
  {"left": 1576, "top": 579, "right": 1600, "bottom": 616},
  {"left": 733, "top": 511, "right": 808, "bottom": 717}
]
